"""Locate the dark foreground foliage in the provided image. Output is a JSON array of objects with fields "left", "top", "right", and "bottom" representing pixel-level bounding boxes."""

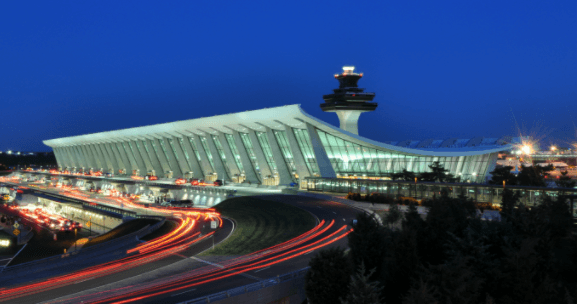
[{"left": 306, "top": 190, "right": 577, "bottom": 304}]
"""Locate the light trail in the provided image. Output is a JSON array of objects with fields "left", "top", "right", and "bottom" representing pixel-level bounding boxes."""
[
  {"left": 1, "top": 178, "right": 351, "bottom": 304},
  {"left": 0, "top": 180, "right": 222, "bottom": 303},
  {"left": 89, "top": 224, "right": 351, "bottom": 304}
]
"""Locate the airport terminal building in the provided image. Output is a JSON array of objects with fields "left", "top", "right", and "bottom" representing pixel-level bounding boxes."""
[{"left": 43, "top": 67, "right": 513, "bottom": 188}]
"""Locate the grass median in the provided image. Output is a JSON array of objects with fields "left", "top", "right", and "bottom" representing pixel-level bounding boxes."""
[{"left": 201, "top": 196, "right": 316, "bottom": 256}]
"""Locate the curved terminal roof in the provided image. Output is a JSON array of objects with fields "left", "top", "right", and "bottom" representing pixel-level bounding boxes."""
[{"left": 44, "top": 104, "right": 513, "bottom": 157}]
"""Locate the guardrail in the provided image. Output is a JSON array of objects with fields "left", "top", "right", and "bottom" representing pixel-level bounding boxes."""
[{"left": 178, "top": 267, "right": 310, "bottom": 304}]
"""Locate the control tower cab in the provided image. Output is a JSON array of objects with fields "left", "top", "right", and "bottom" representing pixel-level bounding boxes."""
[{"left": 321, "top": 66, "right": 377, "bottom": 135}]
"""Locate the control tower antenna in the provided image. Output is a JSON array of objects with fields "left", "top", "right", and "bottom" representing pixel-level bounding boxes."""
[{"left": 320, "top": 66, "right": 377, "bottom": 135}]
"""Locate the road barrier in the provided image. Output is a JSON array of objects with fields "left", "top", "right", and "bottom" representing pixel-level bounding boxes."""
[{"left": 178, "top": 267, "right": 309, "bottom": 304}]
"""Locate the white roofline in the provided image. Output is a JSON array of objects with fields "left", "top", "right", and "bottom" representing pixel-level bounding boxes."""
[{"left": 44, "top": 104, "right": 511, "bottom": 157}]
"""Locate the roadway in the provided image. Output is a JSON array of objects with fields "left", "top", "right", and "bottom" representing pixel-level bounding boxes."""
[
  {"left": 0, "top": 178, "right": 361, "bottom": 303},
  {"left": 39, "top": 195, "right": 361, "bottom": 304}
]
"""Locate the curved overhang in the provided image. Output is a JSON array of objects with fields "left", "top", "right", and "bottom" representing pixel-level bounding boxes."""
[{"left": 44, "top": 104, "right": 511, "bottom": 157}]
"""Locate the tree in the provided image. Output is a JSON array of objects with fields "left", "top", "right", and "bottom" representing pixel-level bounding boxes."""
[
  {"left": 517, "top": 164, "right": 554, "bottom": 187},
  {"left": 341, "top": 263, "right": 384, "bottom": 304},
  {"left": 556, "top": 170, "right": 576, "bottom": 189},
  {"left": 392, "top": 169, "right": 415, "bottom": 181},
  {"left": 348, "top": 213, "right": 388, "bottom": 280},
  {"left": 305, "top": 247, "right": 352, "bottom": 304},
  {"left": 501, "top": 188, "right": 520, "bottom": 218},
  {"left": 385, "top": 204, "right": 402, "bottom": 229},
  {"left": 488, "top": 166, "right": 517, "bottom": 186},
  {"left": 418, "top": 161, "right": 452, "bottom": 182}
]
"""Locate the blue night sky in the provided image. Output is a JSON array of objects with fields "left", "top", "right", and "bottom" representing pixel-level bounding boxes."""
[{"left": 1, "top": 1, "right": 575, "bottom": 152}]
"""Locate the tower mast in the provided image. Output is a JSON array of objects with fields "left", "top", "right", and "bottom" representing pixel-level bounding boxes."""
[{"left": 320, "top": 66, "right": 377, "bottom": 135}]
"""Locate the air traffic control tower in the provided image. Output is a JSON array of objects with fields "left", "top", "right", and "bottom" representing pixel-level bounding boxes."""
[{"left": 320, "top": 66, "right": 377, "bottom": 135}]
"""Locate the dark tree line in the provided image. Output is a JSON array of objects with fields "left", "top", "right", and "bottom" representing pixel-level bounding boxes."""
[
  {"left": 0, "top": 153, "right": 57, "bottom": 169},
  {"left": 488, "top": 164, "right": 576, "bottom": 188},
  {"left": 305, "top": 191, "right": 576, "bottom": 304},
  {"left": 392, "top": 161, "right": 460, "bottom": 183}
]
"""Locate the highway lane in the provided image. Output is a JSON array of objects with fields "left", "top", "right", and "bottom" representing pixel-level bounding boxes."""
[
  {"left": 42, "top": 195, "right": 362, "bottom": 304},
  {"left": 1, "top": 177, "right": 363, "bottom": 304},
  {"left": 0, "top": 217, "right": 234, "bottom": 304}
]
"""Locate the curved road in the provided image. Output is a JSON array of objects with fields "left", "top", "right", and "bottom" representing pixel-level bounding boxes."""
[{"left": 0, "top": 183, "right": 361, "bottom": 304}]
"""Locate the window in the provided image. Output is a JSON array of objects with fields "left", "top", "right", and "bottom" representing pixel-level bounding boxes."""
[
  {"left": 256, "top": 132, "right": 277, "bottom": 173},
  {"left": 211, "top": 135, "right": 231, "bottom": 176},
  {"left": 225, "top": 134, "right": 244, "bottom": 173},
  {"left": 292, "top": 128, "right": 319, "bottom": 175},
  {"left": 273, "top": 130, "right": 297, "bottom": 174}
]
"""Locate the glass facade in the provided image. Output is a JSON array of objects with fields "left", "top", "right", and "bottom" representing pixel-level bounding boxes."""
[
  {"left": 157, "top": 139, "right": 172, "bottom": 166},
  {"left": 167, "top": 138, "right": 186, "bottom": 173},
  {"left": 128, "top": 142, "right": 139, "bottom": 168},
  {"left": 256, "top": 132, "right": 277, "bottom": 173},
  {"left": 122, "top": 143, "right": 136, "bottom": 167},
  {"left": 316, "top": 129, "right": 492, "bottom": 182},
  {"left": 305, "top": 177, "right": 577, "bottom": 209},
  {"left": 51, "top": 126, "right": 499, "bottom": 187},
  {"left": 273, "top": 130, "right": 297, "bottom": 174},
  {"left": 225, "top": 134, "right": 244, "bottom": 173},
  {"left": 133, "top": 141, "right": 150, "bottom": 169},
  {"left": 292, "top": 128, "right": 319, "bottom": 176},
  {"left": 187, "top": 137, "right": 203, "bottom": 163},
  {"left": 211, "top": 135, "right": 232, "bottom": 176},
  {"left": 239, "top": 133, "right": 261, "bottom": 176},
  {"left": 178, "top": 137, "right": 197, "bottom": 174},
  {"left": 199, "top": 136, "right": 216, "bottom": 171}
]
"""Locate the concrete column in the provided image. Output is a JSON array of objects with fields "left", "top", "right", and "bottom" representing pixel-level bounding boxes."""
[
  {"left": 105, "top": 143, "right": 125, "bottom": 173},
  {"left": 284, "top": 125, "right": 311, "bottom": 181},
  {"left": 158, "top": 137, "right": 184, "bottom": 177},
  {"left": 122, "top": 141, "right": 147, "bottom": 175},
  {"left": 205, "top": 135, "right": 230, "bottom": 181},
  {"left": 102, "top": 143, "right": 120, "bottom": 173},
  {"left": 51, "top": 148, "right": 64, "bottom": 168},
  {"left": 95, "top": 143, "right": 114, "bottom": 171},
  {"left": 232, "top": 131, "right": 260, "bottom": 183},
  {"left": 87, "top": 144, "right": 104, "bottom": 169},
  {"left": 170, "top": 136, "right": 192, "bottom": 176},
  {"left": 53, "top": 147, "right": 68, "bottom": 168},
  {"left": 130, "top": 140, "right": 154, "bottom": 173},
  {"left": 64, "top": 147, "right": 76, "bottom": 168},
  {"left": 248, "top": 130, "right": 272, "bottom": 178},
  {"left": 80, "top": 145, "right": 97, "bottom": 169},
  {"left": 306, "top": 123, "right": 336, "bottom": 178},
  {"left": 141, "top": 139, "right": 164, "bottom": 177},
  {"left": 152, "top": 138, "right": 173, "bottom": 176},
  {"left": 112, "top": 141, "right": 133, "bottom": 173},
  {"left": 180, "top": 136, "right": 204, "bottom": 178},
  {"left": 68, "top": 146, "right": 82, "bottom": 169},
  {"left": 192, "top": 134, "right": 215, "bottom": 177},
  {"left": 70, "top": 146, "right": 85, "bottom": 169},
  {"left": 77, "top": 145, "right": 91, "bottom": 169},
  {"left": 335, "top": 110, "right": 364, "bottom": 136},
  {"left": 218, "top": 133, "right": 240, "bottom": 176},
  {"left": 62, "top": 147, "right": 78, "bottom": 169},
  {"left": 265, "top": 127, "right": 295, "bottom": 185}
]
